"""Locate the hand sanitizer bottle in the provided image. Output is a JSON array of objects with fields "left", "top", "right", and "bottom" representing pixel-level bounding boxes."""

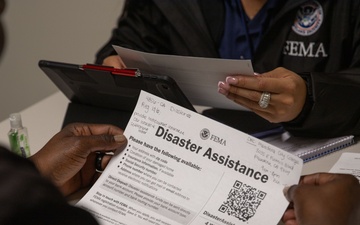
[{"left": 8, "top": 113, "right": 31, "bottom": 157}]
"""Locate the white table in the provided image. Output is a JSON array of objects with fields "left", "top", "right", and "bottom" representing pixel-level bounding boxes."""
[
  {"left": 0, "top": 92, "right": 68, "bottom": 153},
  {"left": 0, "top": 91, "right": 359, "bottom": 175}
]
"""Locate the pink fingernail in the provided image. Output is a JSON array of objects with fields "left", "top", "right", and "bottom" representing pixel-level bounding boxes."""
[
  {"left": 226, "top": 76, "right": 237, "bottom": 85},
  {"left": 218, "top": 81, "right": 230, "bottom": 90},
  {"left": 218, "top": 87, "right": 228, "bottom": 95}
]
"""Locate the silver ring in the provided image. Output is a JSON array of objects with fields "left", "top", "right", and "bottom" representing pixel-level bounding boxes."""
[
  {"left": 95, "top": 152, "right": 105, "bottom": 173},
  {"left": 258, "top": 92, "right": 271, "bottom": 108}
]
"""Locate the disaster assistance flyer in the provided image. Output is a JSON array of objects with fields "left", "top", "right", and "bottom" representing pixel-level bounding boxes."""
[{"left": 77, "top": 91, "right": 303, "bottom": 225}]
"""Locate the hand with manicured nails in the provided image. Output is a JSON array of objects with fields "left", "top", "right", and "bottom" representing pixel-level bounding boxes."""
[
  {"left": 282, "top": 173, "right": 360, "bottom": 225},
  {"left": 218, "top": 67, "right": 307, "bottom": 123},
  {"left": 30, "top": 123, "right": 127, "bottom": 196}
]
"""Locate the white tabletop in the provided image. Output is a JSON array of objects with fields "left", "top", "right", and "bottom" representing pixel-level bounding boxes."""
[
  {"left": 0, "top": 91, "right": 359, "bottom": 175},
  {"left": 0, "top": 91, "right": 68, "bottom": 153}
]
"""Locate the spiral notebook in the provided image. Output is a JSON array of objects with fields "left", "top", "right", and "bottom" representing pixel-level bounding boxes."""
[{"left": 262, "top": 132, "right": 355, "bottom": 163}]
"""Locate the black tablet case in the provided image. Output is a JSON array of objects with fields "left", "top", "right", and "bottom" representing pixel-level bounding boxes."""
[
  {"left": 39, "top": 60, "right": 280, "bottom": 134},
  {"left": 39, "top": 60, "right": 195, "bottom": 129}
]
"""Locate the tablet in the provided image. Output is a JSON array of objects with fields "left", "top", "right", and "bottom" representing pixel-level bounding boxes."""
[
  {"left": 38, "top": 60, "right": 196, "bottom": 129},
  {"left": 39, "top": 60, "right": 196, "bottom": 112},
  {"left": 38, "top": 60, "right": 280, "bottom": 134}
]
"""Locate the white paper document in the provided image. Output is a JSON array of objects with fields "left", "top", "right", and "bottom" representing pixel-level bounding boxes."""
[
  {"left": 329, "top": 153, "right": 360, "bottom": 181},
  {"left": 77, "top": 91, "right": 303, "bottom": 225},
  {"left": 114, "top": 46, "right": 254, "bottom": 110}
]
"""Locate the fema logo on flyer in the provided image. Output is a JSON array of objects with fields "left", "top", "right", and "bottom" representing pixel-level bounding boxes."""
[
  {"left": 292, "top": 1, "right": 323, "bottom": 36},
  {"left": 200, "top": 128, "right": 210, "bottom": 140}
]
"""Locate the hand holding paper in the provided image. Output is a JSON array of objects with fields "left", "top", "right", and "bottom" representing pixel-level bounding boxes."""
[
  {"left": 76, "top": 90, "right": 303, "bottom": 225},
  {"left": 114, "top": 46, "right": 254, "bottom": 110},
  {"left": 283, "top": 173, "right": 360, "bottom": 225}
]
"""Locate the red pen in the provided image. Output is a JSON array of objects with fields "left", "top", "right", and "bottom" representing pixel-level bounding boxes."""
[{"left": 81, "top": 64, "right": 141, "bottom": 77}]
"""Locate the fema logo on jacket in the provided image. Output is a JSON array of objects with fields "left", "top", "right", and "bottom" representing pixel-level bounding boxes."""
[
  {"left": 292, "top": 0, "right": 323, "bottom": 36},
  {"left": 283, "top": 0, "right": 328, "bottom": 60}
]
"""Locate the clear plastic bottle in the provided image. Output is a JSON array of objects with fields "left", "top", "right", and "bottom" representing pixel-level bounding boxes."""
[{"left": 8, "top": 113, "right": 31, "bottom": 157}]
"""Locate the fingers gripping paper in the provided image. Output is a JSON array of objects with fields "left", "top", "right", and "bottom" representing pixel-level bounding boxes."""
[
  {"left": 113, "top": 46, "right": 254, "bottom": 110},
  {"left": 76, "top": 91, "right": 303, "bottom": 225}
]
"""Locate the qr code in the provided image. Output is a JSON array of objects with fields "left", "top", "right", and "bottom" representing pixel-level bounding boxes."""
[{"left": 219, "top": 180, "right": 267, "bottom": 222}]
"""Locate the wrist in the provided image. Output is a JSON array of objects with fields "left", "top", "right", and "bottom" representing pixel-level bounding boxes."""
[{"left": 284, "top": 72, "right": 314, "bottom": 126}]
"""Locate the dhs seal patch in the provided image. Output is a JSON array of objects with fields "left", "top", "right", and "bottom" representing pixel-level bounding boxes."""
[
  {"left": 292, "top": 1, "right": 323, "bottom": 36},
  {"left": 200, "top": 128, "right": 210, "bottom": 140}
]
